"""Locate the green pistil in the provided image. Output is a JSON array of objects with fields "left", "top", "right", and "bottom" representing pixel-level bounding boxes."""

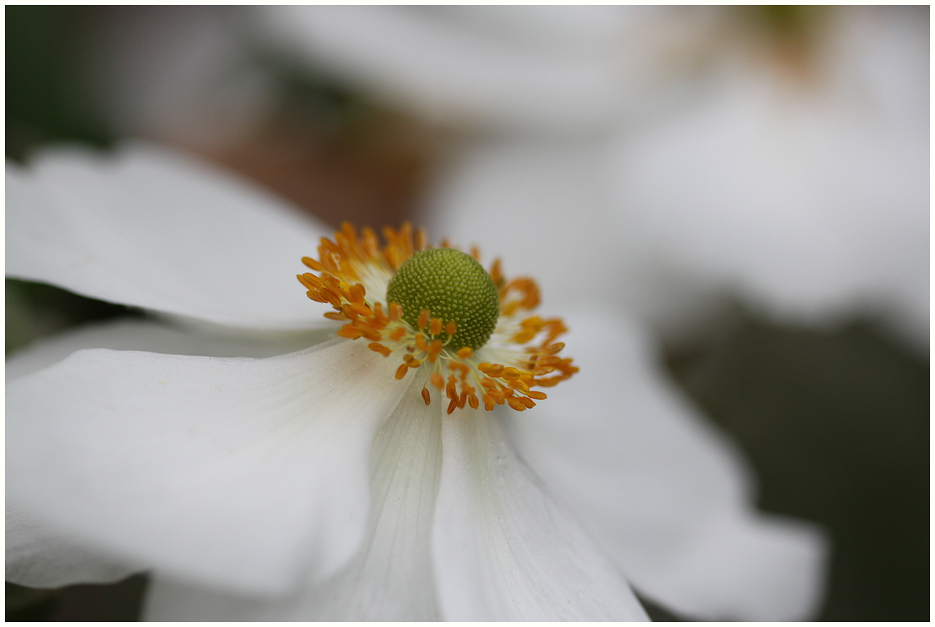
[{"left": 386, "top": 248, "right": 499, "bottom": 350}]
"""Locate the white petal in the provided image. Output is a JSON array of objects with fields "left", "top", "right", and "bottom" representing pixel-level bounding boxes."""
[
  {"left": 144, "top": 381, "right": 443, "bottom": 620},
  {"left": 431, "top": 410, "right": 648, "bottom": 621},
  {"left": 6, "top": 500, "right": 140, "bottom": 588},
  {"left": 6, "top": 142, "right": 332, "bottom": 329},
  {"left": 7, "top": 338, "right": 409, "bottom": 594},
  {"left": 6, "top": 317, "right": 336, "bottom": 382},
  {"left": 503, "top": 307, "right": 828, "bottom": 620}
]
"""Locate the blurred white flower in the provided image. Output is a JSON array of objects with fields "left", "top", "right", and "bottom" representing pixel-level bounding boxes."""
[
  {"left": 7, "top": 143, "right": 825, "bottom": 620},
  {"left": 258, "top": 6, "right": 928, "bottom": 349},
  {"left": 253, "top": 5, "right": 718, "bottom": 135}
]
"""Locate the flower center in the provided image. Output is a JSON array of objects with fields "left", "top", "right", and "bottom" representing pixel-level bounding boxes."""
[
  {"left": 386, "top": 248, "right": 499, "bottom": 351},
  {"left": 297, "top": 223, "right": 578, "bottom": 414}
]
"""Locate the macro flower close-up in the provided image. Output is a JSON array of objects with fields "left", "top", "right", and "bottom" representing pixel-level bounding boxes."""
[
  {"left": 7, "top": 144, "right": 826, "bottom": 620},
  {"left": 7, "top": 5, "right": 927, "bottom": 622}
]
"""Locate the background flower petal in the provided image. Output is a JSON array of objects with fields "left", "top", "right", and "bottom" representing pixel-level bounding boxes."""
[
  {"left": 7, "top": 142, "right": 333, "bottom": 330},
  {"left": 7, "top": 500, "right": 140, "bottom": 588},
  {"left": 422, "top": 137, "right": 632, "bottom": 312},
  {"left": 7, "top": 339, "right": 407, "bottom": 594},
  {"left": 607, "top": 11, "right": 929, "bottom": 348},
  {"left": 503, "top": 306, "right": 829, "bottom": 620},
  {"left": 144, "top": 382, "right": 443, "bottom": 620},
  {"left": 253, "top": 6, "right": 640, "bottom": 134},
  {"left": 431, "top": 410, "right": 649, "bottom": 621}
]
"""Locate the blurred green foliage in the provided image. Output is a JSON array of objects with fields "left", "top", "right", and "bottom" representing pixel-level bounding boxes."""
[
  {"left": 6, "top": 279, "right": 142, "bottom": 355},
  {"left": 6, "top": 6, "right": 113, "bottom": 160}
]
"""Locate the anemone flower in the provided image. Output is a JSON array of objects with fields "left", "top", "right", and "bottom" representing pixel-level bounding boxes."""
[
  {"left": 256, "top": 6, "right": 929, "bottom": 349},
  {"left": 7, "top": 143, "right": 826, "bottom": 620}
]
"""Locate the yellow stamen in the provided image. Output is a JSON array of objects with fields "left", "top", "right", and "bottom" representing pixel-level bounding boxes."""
[{"left": 298, "top": 222, "right": 577, "bottom": 414}]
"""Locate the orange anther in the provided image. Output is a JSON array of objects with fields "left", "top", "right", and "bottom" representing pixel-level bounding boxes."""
[
  {"left": 415, "top": 333, "right": 429, "bottom": 352},
  {"left": 429, "top": 318, "right": 443, "bottom": 336},
  {"left": 296, "top": 274, "right": 321, "bottom": 290},
  {"left": 302, "top": 256, "right": 323, "bottom": 271},
  {"left": 512, "top": 330, "right": 537, "bottom": 343},
  {"left": 349, "top": 283, "right": 366, "bottom": 304},
  {"left": 338, "top": 326, "right": 363, "bottom": 340},
  {"left": 456, "top": 347, "right": 473, "bottom": 359},
  {"left": 510, "top": 379, "right": 530, "bottom": 394},
  {"left": 489, "top": 258, "right": 503, "bottom": 285},
  {"left": 361, "top": 227, "right": 379, "bottom": 258},
  {"left": 340, "top": 304, "right": 359, "bottom": 321},
  {"left": 445, "top": 321, "right": 458, "bottom": 336},
  {"left": 449, "top": 362, "right": 468, "bottom": 375},
  {"left": 395, "top": 363, "right": 410, "bottom": 380},
  {"left": 431, "top": 373, "right": 445, "bottom": 389},
  {"left": 507, "top": 397, "right": 527, "bottom": 411},
  {"left": 428, "top": 340, "right": 443, "bottom": 363},
  {"left": 350, "top": 302, "right": 372, "bottom": 317},
  {"left": 372, "top": 302, "right": 387, "bottom": 324},
  {"left": 320, "top": 236, "right": 341, "bottom": 254},
  {"left": 360, "top": 328, "right": 383, "bottom": 342},
  {"left": 421, "top": 387, "right": 431, "bottom": 405},
  {"left": 545, "top": 342, "right": 565, "bottom": 355},
  {"left": 501, "top": 367, "right": 520, "bottom": 379},
  {"left": 478, "top": 363, "right": 503, "bottom": 376},
  {"left": 418, "top": 310, "right": 431, "bottom": 330},
  {"left": 368, "top": 343, "right": 391, "bottom": 357},
  {"left": 526, "top": 390, "right": 548, "bottom": 400},
  {"left": 522, "top": 315, "right": 544, "bottom": 329}
]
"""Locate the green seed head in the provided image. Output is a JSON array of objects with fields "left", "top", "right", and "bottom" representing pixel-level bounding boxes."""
[{"left": 386, "top": 248, "right": 499, "bottom": 350}]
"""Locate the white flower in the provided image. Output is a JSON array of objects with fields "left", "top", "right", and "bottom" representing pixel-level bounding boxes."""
[
  {"left": 257, "top": 6, "right": 929, "bottom": 349},
  {"left": 251, "top": 5, "right": 713, "bottom": 135},
  {"left": 7, "top": 143, "right": 826, "bottom": 620}
]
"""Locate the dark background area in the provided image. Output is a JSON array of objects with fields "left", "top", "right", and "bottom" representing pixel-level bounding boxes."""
[{"left": 6, "top": 6, "right": 929, "bottom": 621}]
